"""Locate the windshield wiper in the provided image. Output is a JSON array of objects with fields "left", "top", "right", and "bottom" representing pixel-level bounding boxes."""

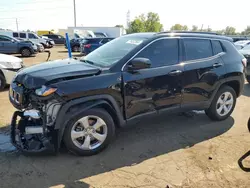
[{"left": 81, "top": 59, "right": 95, "bottom": 65}]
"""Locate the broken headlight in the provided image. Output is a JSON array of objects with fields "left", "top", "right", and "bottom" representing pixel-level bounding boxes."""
[{"left": 35, "top": 85, "right": 57, "bottom": 97}]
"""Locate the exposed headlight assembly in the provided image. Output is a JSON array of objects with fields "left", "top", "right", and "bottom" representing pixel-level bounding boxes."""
[{"left": 35, "top": 85, "right": 57, "bottom": 97}]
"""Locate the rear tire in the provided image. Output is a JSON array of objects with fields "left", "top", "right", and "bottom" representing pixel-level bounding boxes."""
[
  {"left": 205, "top": 85, "right": 236, "bottom": 121},
  {"left": 0, "top": 73, "right": 6, "bottom": 91},
  {"left": 72, "top": 45, "right": 79, "bottom": 52},
  {"left": 63, "top": 108, "right": 115, "bottom": 156},
  {"left": 21, "top": 48, "right": 31, "bottom": 57}
]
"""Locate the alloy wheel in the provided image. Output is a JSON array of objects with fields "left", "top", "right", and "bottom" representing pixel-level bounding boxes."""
[
  {"left": 216, "top": 91, "right": 234, "bottom": 116},
  {"left": 70, "top": 115, "right": 108, "bottom": 150}
]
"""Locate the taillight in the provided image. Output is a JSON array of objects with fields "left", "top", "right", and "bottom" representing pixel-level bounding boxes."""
[
  {"left": 84, "top": 44, "right": 91, "bottom": 48},
  {"left": 242, "top": 58, "right": 247, "bottom": 67}
]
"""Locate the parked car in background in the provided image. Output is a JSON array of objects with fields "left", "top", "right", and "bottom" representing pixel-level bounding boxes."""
[
  {"left": 65, "top": 38, "right": 85, "bottom": 52},
  {"left": 239, "top": 44, "right": 250, "bottom": 83},
  {"left": 16, "top": 38, "right": 44, "bottom": 52},
  {"left": 231, "top": 36, "right": 250, "bottom": 42},
  {"left": 0, "top": 53, "right": 23, "bottom": 90},
  {"left": 80, "top": 37, "right": 114, "bottom": 55},
  {"left": 234, "top": 40, "right": 250, "bottom": 50},
  {"left": 8, "top": 32, "right": 245, "bottom": 156},
  {"left": 41, "top": 36, "right": 55, "bottom": 48},
  {"left": 0, "top": 35, "right": 36, "bottom": 57},
  {"left": 41, "top": 34, "right": 65, "bottom": 44},
  {"left": 0, "top": 31, "right": 48, "bottom": 48},
  {"left": 94, "top": 32, "right": 108, "bottom": 38}
]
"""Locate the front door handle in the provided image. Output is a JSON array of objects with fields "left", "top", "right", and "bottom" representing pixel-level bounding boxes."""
[
  {"left": 168, "top": 70, "right": 182, "bottom": 76},
  {"left": 213, "top": 63, "right": 223, "bottom": 68}
]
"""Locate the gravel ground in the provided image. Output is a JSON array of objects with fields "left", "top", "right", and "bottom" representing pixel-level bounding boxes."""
[{"left": 0, "top": 46, "right": 250, "bottom": 188}]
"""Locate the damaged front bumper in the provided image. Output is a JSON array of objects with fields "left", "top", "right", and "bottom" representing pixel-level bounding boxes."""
[{"left": 10, "top": 110, "right": 59, "bottom": 155}]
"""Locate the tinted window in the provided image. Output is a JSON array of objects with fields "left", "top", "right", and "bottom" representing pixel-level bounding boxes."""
[
  {"left": 28, "top": 33, "right": 38, "bottom": 39},
  {"left": 184, "top": 39, "right": 213, "bottom": 61},
  {"left": 20, "top": 33, "right": 26, "bottom": 38},
  {"left": 13, "top": 32, "right": 18, "bottom": 37},
  {"left": 212, "top": 40, "right": 223, "bottom": 55},
  {"left": 101, "top": 38, "right": 111, "bottom": 44},
  {"left": 0, "top": 35, "right": 11, "bottom": 41},
  {"left": 135, "top": 39, "right": 179, "bottom": 67}
]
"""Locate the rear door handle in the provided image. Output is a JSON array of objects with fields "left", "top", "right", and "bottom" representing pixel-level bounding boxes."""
[
  {"left": 213, "top": 63, "right": 223, "bottom": 68},
  {"left": 168, "top": 70, "right": 182, "bottom": 76}
]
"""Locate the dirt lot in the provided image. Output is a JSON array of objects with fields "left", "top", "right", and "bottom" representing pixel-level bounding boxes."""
[{"left": 1, "top": 46, "right": 250, "bottom": 188}]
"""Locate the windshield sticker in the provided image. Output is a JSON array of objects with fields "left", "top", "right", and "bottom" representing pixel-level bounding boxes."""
[{"left": 126, "top": 40, "right": 143, "bottom": 45}]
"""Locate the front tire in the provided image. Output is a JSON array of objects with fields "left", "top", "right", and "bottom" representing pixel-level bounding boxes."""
[
  {"left": 63, "top": 108, "right": 115, "bottom": 156},
  {"left": 205, "top": 85, "right": 236, "bottom": 121},
  {"left": 21, "top": 48, "right": 31, "bottom": 57},
  {"left": 0, "top": 73, "right": 6, "bottom": 91},
  {"left": 72, "top": 45, "right": 80, "bottom": 52}
]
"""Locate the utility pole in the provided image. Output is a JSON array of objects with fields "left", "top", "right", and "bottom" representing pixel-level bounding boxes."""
[
  {"left": 73, "top": 0, "right": 76, "bottom": 27},
  {"left": 16, "top": 18, "right": 19, "bottom": 31}
]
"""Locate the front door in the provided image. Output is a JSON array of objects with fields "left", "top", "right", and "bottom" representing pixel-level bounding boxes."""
[
  {"left": 181, "top": 38, "right": 226, "bottom": 108},
  {"left": 122, "top": 38, "right": 183, "bottom": 119},
  {"left": 0, "top": 35, "right": 18, "bottom": 53},
  {"left": 28, "top": 33, "right": 39, "bottom": 43}
]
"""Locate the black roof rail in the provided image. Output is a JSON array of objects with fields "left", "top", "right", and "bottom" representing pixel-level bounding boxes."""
[{"left": 158, "top": 31, "right": 220, "bottom": 35}]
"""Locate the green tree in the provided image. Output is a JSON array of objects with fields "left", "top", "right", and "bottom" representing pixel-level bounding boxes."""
[
  {"left": 170, "top": 24, "right": 188, "bottom": 31},
  {"left": 191, "top": 25, "right": 198, "bottom": 31},
  {"left": 224, "top": 26, "right": 236, "bottom": 35},
  {"left": 242, "top": 26, "right": 250, "bottom": 35},
  {"left": 127, "top": 12, "right": 163, "bottom": 33}
]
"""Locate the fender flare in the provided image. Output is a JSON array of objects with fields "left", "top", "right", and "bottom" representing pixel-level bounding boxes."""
[{"left": 55, "top": 94, "right": 125, "bottom": 148}]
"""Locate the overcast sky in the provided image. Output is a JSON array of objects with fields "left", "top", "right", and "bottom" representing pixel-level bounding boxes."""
[{"left": 0, "top": 0, "right": 249, "bottom": 32}]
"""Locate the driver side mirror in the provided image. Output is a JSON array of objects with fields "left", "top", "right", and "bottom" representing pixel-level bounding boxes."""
[
  {"left": 127, "top": 58, "right": 151, "bottom": 72},
  {"left": 11, "top": 39, "right": 15, "bottom": 43}
]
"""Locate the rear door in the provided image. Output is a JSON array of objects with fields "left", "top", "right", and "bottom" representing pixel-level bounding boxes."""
[{"left": 181, "top": 38, "right": 226, "bottom": 109}]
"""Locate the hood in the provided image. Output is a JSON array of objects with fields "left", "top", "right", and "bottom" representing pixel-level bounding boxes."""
[
  {"left": 0, "top": 54, "right": 23, "bottom": 69},
  {"left": 14, "top": 58, "right": 101, "bottom": 89}
]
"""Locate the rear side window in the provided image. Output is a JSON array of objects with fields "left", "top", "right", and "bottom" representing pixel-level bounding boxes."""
[
  {"left": 212, "top": 40, "right": 223, "bottom": 55},
  {"left": 135, "top": 39, "right": 179, "bottom": 67},
  {"left": 13, "top": 32, "right": 18, "bottom": 37},
  {"left": 20, "top": 33, "right": 26, "bottom": 38},
  {"left": 184, "top": 39, "right": 213, "bottom": 61}
]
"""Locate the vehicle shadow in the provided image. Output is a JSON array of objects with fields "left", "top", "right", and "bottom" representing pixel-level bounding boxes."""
[
  {"left": 243, "top": 83, "right": 250, "bottom": 97},
  {"left": 0, "top": 112, "right": 234, "bottom": 188}
]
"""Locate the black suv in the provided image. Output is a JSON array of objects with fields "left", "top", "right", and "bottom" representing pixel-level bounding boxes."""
[{"left": 9, "top": 32, "right": 245, "bottom": 156}]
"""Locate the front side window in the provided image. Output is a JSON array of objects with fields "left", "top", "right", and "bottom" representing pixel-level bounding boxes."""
[
  {"left": 28, "top": 33, "right": 38, "bottom": 39},
  {"left": 0, "top": 35, "right": 11, "bottom": 42},
  {"left": 135, "top": 39, "right": 179, "bottom": 67},
  {"left": 184, "top": 39, "right": 213, "bottom": 61}
]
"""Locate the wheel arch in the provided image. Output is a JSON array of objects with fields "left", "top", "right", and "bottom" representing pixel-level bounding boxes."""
[{"left": 55, "top": 94, "right": 125, "bottom": 149}]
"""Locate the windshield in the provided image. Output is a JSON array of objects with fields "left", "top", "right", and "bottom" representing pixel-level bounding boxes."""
[
  {"left": 80, "top": 36, "right": 147, "bottom": 67},
  {"left": 242, "top": 45, "right": 250, "bottom": 50}
]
